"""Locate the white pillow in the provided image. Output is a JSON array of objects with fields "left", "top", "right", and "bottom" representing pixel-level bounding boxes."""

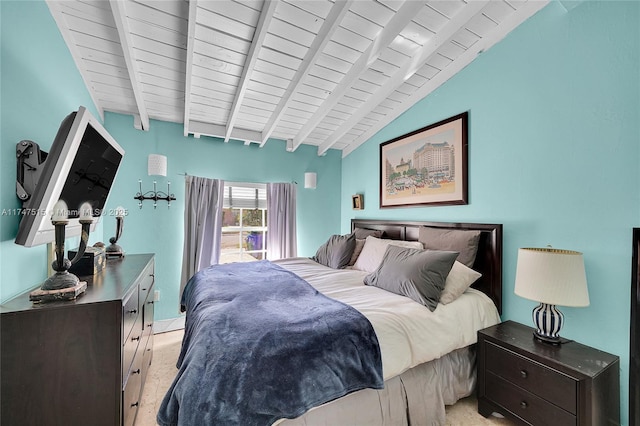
[
  {"left": 440, "top": 261, "right": 482, "bottom": 304},
  {"left": 352, "top": 236, "right": 423, "bottom": 273}
]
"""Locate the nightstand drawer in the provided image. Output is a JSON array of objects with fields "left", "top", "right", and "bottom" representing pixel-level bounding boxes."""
[
  {"left": 486, "top": 371, "right": 576, "bottom": 426},
  {"left": 486, "top": 341, "right": 577, "bottom": 414}
]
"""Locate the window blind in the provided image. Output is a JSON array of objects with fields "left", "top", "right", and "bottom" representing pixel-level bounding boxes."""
[{"left": 223, "top": 182, "right": 267, "bottom": 209}]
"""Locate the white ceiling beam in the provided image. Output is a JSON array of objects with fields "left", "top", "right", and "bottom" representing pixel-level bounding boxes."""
[
  {"left": 189, "top": 120, "right": 262, "bottom": 143},
  {"left": 289, "top": 0, "right": 426, "bottom": 152},
  {"left": 109, "top": 0, "right": 150, "bottom": 131},
  {"left": 183, "top": 0, "right": 199, "bottom": 137},
  {"left": 45, "top": 1, "right": 105, "bottom": 122},
  {"left": 224, "top": 0, "right": 279, "bottom": 142},
  {"left": 259, "top": 0, "right": 353, "bottom": 147},
  {"left": 342, "top": 0, "right": 550, "bottom": 157},
  {"left": 317, "top": 0, "right": 490, "bottom": 156}
]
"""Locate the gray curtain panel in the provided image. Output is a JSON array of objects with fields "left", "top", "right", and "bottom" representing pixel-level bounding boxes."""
[
  {"left": 266, "top": 183, "right": 297, "bottom": 260},
  {"left": 180, "top": 175, "right": 224, "bottom": 308}
]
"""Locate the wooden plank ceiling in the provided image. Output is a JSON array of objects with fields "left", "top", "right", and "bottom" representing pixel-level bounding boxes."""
[{"left": 46, "top": 0, "right": 548, "bottom": 157}]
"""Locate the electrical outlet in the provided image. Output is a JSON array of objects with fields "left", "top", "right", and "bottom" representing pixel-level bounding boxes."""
[{"left": 154, "top": 290, "right": 160, "bottom": 302}]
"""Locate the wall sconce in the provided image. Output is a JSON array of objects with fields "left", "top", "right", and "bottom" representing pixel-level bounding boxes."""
[
  {"left": 134, "top": 180, "right": 176, "bottom": 209},
  {"left": 304, "top": 172, "right": 317, "bottom": 189},
  {"left": 29, "top": 200, "right": 93, "bottom": 302},
  {"left": 514, "top": 247, "right": 589, "bottom": 344},
  {"left": 148, "top": 154, "right": 167, "bottom": 176},
  {"left": 136, "top": 154, "right": 176, "bottom": 208}
]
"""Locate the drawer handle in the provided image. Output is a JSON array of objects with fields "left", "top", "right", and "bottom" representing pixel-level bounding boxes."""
[
  {"left": 131, "top": 401, "right": 139, "bottom": 408},
  {"left": 127, "top": 309, "right": 138, "bottom": 315},
  {"left": 147, "top": 301, "right": 154, "bottom": 305},
  {"left": 520, "top": 401, "right": 528, "bottom": 409},
  {"left": 132, "top": 335, "right": 140, "bottom": 341},
  {"left": 132, "top": 368, "right": 141, "bottom": 375},
  {"left": 520, "top": 369, "right": 528, "bottom": 379}
]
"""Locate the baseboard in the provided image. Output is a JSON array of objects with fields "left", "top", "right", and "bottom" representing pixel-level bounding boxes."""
[{"left": 153, "top": 316, "right": 185, "bottom": 334}]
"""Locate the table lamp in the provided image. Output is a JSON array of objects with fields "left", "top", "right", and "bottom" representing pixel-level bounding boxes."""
[{"left": 514, "top": 247, "right": 589, "bottom": 344}]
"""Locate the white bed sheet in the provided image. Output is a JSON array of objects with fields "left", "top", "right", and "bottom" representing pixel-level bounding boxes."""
[{"left": 275, "top": 257, "right": 501, "bottom": 381}]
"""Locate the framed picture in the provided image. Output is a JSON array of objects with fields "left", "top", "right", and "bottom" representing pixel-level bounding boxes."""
[
  {"left": 352, "top": 194, "right": 363, "bottom": 210},
  {"left": 380, "top": 112, "right": 468, "bottom": 208}
]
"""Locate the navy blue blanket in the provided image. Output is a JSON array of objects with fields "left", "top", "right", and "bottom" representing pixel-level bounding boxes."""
[{"left": 157, "top": 260, "right": 383, "bottom": 426}]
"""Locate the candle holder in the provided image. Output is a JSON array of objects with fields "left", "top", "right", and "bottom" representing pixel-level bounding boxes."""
[
  {"left": 106, "top": 206, "right": 125, "bottom": 258},
  {"left": 30, "top": 201, "right": 93, "bottom": 302},
  {"left": 134, "top": 180, "right": 176, "bottom": 209}
]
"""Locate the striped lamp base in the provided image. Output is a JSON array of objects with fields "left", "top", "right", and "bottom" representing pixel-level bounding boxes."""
[{"left": 532, "top": 303, "right": 564, "bottom": 344}]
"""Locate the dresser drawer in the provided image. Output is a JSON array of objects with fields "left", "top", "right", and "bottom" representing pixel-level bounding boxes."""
[
  {"left": 486, "top": 371, "right": 576, "bottom": 426},
  {"left": 142, "top": 332, "right": 154, "bottom": 385},
  {"left": 486, "top": 341, "right": 577, "bottom": 414},
  {"left": 122, "top": 313, "right": 143, "bottom": 382},
  {"left": 138, "top": 264, "right": 154, "bottom": 312},
  {"left": 122, "top": 289, "right": 139, "bottom": 344},
  {"left": 123, "top": 351, "right": 143, "bottom": 426}
]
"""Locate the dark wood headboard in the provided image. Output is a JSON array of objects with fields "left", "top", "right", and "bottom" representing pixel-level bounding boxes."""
[{"left": 351, "top": 219, "right": 503, "bottom": 314}]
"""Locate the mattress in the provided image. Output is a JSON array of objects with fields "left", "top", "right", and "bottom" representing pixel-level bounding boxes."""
[{"left": 275, "top": 257, "right": 501, "bottom": 381}]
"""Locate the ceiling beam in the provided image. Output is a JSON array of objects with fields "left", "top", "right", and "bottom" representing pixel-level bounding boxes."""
[
  {"left": 317, "top": 0, "right": 490, "bottom": 156},
  {"left": 109, "top": 0, "right": 150, "bottom": 131},
  {"left": 45, "top": 1, "right": 105, "bottom": 122},
  {"left": 189, "top": 120, "right": 262, "bottom": 144},
  {"left": 289, "top": 0, "right": 426, "bottom": 152},
  {"left": 259, "top": 0, "right": 353, "bottom": 147},
  {"left": 224, "top": 0, "right": 279, "bottom": 142},
  {"left": 183, "top": 0, "right": 198, "bottom": 137},
  {"left": 342, "top": 0, "right": 550, "bottom": 157}
]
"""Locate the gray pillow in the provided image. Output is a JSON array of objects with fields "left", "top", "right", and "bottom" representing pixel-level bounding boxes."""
[
  {"left": 418, "top": 227, "right": 481, "bottom": 268},
  {"left": 312, "top": 233, "right": 356, "bottom": 269},
  {"left": 363, "top": 245, "right": 458, "bottom": 311},
  {"left": 354, "top": 228, "right": 383, "bottom": 240},
  {"left": 348, "top": 238, "right": 366, "bottom": 266}
]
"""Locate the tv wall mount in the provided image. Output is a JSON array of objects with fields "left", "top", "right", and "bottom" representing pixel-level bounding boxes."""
[{"left": 16, "top": 140, "right": 47, "bottom": 203}]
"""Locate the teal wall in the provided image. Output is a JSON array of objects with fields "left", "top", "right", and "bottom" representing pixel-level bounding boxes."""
[
  {"left": 0, "top": 1, "right": 343, "bottom": 322},
  {"left": 342, "top": 2, "right": 639, "bottom": 424},
  {"left": 102, "top": 112, "right": 342, "bottom": 321},
  {"left": 0, "top": 0, "right": 101, "bottom": 302}
]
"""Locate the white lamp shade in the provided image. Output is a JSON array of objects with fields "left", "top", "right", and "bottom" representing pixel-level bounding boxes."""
[
  {"left": 148, "top": 154, "right": 167, "bottom": 176},
  {"left": 79, "top": 202, "right": 94, "bottom": 221},
  {"left": 514, "top": 247, "right": 590, "bottom": 307},
  {"left": 304, "top": 172, "right": 317, "bottom": 189},
  {"left": 51, "top": 200, "right": 69, "bottom": 222}
]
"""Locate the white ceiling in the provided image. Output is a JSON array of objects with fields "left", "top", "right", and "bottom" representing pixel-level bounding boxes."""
[{"left": 46, "top": 0, "right": 548, "bottom": 157}]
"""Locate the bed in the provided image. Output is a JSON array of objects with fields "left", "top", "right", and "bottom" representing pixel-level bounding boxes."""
[{"left": 158, "top": 219, "right": 503, "bottom": 426}]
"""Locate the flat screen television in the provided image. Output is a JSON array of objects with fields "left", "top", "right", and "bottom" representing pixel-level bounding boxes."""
[{"left": 15, "top": 106, "right": 125, "bottom": 247}]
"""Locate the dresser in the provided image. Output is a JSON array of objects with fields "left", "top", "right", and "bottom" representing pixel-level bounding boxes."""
[
  {"left": 1, "top": 254, "right": 155, "bottom": 426},
  {"left": 477, "top": 320, "right": 620, "bottom": 425}
]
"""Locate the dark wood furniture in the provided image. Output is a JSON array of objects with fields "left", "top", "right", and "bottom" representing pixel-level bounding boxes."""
[
  {"left": 631, "top": 228, "right": 640, "bottom": 425},
  {"left": 478, "top": 321, "right": 620, "bottom": 425},
  {"left": 1, "top": 254, "right": 155, "bottom": 426},
  {"left": 351, "top": 219, "right": 503, "bottom": 313}
]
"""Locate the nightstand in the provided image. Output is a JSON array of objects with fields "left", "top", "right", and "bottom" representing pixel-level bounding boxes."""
[{"left": 477, "top": 321, "right": 620, "bottom": 425}]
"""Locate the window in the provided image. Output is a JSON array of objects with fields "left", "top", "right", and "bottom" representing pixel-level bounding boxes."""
[{"left": 220, "top": 182, "right": 267, "bottom": 264}]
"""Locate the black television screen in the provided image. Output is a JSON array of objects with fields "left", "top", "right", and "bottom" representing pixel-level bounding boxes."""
[{"left": 15, "top": 106, "right": 124, "bottom": 247}]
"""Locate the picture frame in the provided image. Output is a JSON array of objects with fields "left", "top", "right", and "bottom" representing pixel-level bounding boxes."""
[
  {"left": 352, "top": 194, "right": 363, "bottom": 210},
  {"left": 380, "top": 112, "right": 468, "bottom": 208}
]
